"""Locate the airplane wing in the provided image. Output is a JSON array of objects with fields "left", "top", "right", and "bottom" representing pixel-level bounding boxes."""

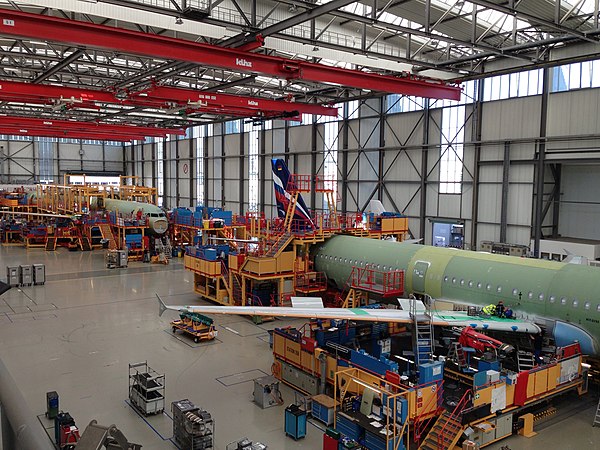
[{"left": 156, "top": 295, "right": 540, "bottom": 333}]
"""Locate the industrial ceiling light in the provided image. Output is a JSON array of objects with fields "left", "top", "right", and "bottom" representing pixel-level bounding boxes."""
[
  {"left": 313, "top": 46, "right": 319, "bottom": 51},
  {"left": 456, "top": 0, "right": 465, "bottom": 6},
  {"left": 288, "top": 4, "right": 298, "bottom": 12},
  {"left": 175, "top": 16, "right": 184, "bottom": 25}
]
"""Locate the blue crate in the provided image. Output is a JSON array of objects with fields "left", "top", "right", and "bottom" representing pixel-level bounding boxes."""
[
  {"left": 418, "top": 361, "right": 444, "bottom": 385},
  {"left": 204, "top": 248, "right": 217, "bottom": 261}
]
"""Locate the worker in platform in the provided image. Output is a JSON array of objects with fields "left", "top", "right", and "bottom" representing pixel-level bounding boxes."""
[
  {"left": 496, "top": 300, "right": 506, "bottom": 318},
  {"left": 504, "top": 306, "right": 514, "bottom": 319},
  {"left": 482, "top": 304, "right": 496, "bottom": 316}
]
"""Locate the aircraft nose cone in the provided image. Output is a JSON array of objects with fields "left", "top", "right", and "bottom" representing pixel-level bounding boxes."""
[{"left": 153, "top": 219, "right": 168, "bottom": 234}]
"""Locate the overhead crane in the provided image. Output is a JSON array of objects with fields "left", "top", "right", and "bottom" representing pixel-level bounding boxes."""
[{"left": 0, "top": 8, "right": 462, "bottom": 100}]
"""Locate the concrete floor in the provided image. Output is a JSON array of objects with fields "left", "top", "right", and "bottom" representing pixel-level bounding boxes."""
[{"left": 0, "top": 245, "right": 599, "bottom": 449}]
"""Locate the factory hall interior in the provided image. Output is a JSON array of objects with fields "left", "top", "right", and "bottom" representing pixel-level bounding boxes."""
[{"left": 2, "top": 2, "right": 600, "bottom": 450}]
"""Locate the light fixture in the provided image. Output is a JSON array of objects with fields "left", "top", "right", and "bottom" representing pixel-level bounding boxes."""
[
  {"left": 288, "top": 4, "right": 298, "bottom": 12},
  {"left": 313, "top": 46, "right": 319, "bottom": 51},
  {"left": 353, "top": 378, "right": 383, "bottom": 394},
  {"left": 456, "top": 0, "right": 464, "bottom": 6},
  {"left": 175, "top": 16, "right": 184, "bottom": 25}
]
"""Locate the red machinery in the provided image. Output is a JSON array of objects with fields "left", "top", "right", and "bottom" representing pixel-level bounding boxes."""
[{"left": 458, "top": 327, "right": 515, "bottom": 356}]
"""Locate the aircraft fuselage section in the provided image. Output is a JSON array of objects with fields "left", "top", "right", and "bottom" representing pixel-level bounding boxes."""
[{"left": 313, "top": 235, "right": 600, "bottom": 355}]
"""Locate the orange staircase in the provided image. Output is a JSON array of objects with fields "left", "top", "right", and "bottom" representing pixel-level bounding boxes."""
[{"left": 98, "top": 224, "right": 117, "bottom": 250}]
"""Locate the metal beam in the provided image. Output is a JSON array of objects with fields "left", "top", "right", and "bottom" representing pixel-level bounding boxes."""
[
  {"left": 0, "top": 115, "right": 182, "bottom": 137},
  {"left": 221, "top": 0, "right": 357, "bottom": 48},
  {"left": 203, "top": 75, "right": 256, "bottom": 92},
  {"left": 0, "top": 9, "right": 460, "bottom": 99},
  {"left": 0, "top": 126, "right": 141, "bottom": 141},
  {"left": 33, "top": 48, "right": 84, "bottom": 83},
  {"left": 467, "top": 0, "right": 598, "bottom": 43},
  {"left": 0, "top": 79, "right": 338, "bottom": 118}
]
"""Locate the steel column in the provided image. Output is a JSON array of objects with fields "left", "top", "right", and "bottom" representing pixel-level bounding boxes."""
[
  {"left": 470, "top": 79, "right": 484, "bottom": 249},
  {"left": 534, "top": 67, "right": 551, "bottom": 257},
  {"left": 419, "top": 100, "right": 430, "bottom": 240},
  {"left": 500, "top": 141, "right": 510, "bottom": 243},
  {"left": 551, "top": 164, "right": 562, "bottom": 237}
]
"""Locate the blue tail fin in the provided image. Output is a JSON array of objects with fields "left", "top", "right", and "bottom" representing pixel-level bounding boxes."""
[{"left": 271, "top": 158, "right": 314, "bottom": 229}]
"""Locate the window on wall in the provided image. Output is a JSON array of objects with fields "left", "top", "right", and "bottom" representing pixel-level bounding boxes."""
[
  {"left": 225, "top": 120, "right": 240, "bottom": 134},
  {"left": 156, "top": 137, "right": 164, "bottom": 207},
  {"left": 552, "top": 59, "right": 600, "bottom": 92},
  {"left": 321, "top": 112, "right": 340, "bottom": 211},
  {"left": 347, "top": 100, "right": 359, "bottom": 119},
  {"left": 386, "top": 95, "right": 424, "bottom": 113},
  {"left": 439, "top": 105, "right": 465, "bottom": 194},
  {"left": 483, "top": 68, "right": 543, "bottom": 101},
  {"left": 37, "top": 137, "right": 54, "bottom": 183},
  {"left": 194, "top": 126, "right": 206, "bottom": 206},
  {"left": 244, "top": 122, "right": 259, "bottom": 212}
]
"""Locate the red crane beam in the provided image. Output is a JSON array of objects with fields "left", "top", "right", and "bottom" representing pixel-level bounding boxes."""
[
  {"left": 144, "top": 86, "right": 338, "bottom": 117},
  {"left": 0, "top": 115, "right": 184, "bottom": 137},
  {"left": 0, "top": 79, "right": 337, "bottom": 118},
  {"left": 0, "top": 126, "right": 142, "bottom": 141},
  {"left": 0, "top": 9, "right": 461, "bottom": 100}
]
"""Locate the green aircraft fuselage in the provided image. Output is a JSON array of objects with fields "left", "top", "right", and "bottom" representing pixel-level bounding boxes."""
[{"left": 313, "top": 235, "right": 600, "bottom": 355}]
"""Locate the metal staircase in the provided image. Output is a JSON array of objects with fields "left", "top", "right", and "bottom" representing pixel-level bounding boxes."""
[
  {"left": 80, "top": 236, "right": 92, "bottom": 251},
  {"left": 418, "top": 410, "right": 464, "bottom": 450},
  {"left": 231, "top": 272, "right": 243, "bottom": 305},
  {"left": 517, "top": 350, "right": 536, "bottom": 372},
  {"left": 45, "top": 236, "right": 56, "bottom": 251},
  {"left": 265, "top": 231, "right": 293, "bottom": 257},
  {"left": 410, "top": 297, "right": 434, "bottom": 366},
  {"left": 99, "top": 224, "right": 117, "bottom": 250},
  {"left": 154, "top": 238, "right": 171, "bottom": 263},
  {"left": 419, "top": 390, "right": 471, "bottom": 450}
]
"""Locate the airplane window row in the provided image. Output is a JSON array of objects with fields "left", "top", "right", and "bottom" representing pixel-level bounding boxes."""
[
  {"left": 317, "top": 254, "right": 400, "bottom": 272},
  {"left": 443, "top": 275, "right": 598, "bottom": 311}
]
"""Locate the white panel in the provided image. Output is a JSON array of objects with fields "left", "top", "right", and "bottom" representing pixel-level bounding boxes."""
[
  {"left": 477, "top": 184, "right": 502, "bottom": 223},
  {"left": 548, "top": 89, "right": 600, "bottom": 138},
  {"left": 509, "top": 164, "right": 534, "bottom": 183},
  {"left": 477, "top": 223, "right": 500, "bottom": 247},
  {"left": 481, "top": 97, "right": 541, "bottom": 140},
  {"left": 480, "top": 144, "right": 504, "bottom": 162},
  {"left": 288, "top": 125, "right": 312, "bottom": 156},
  {"left": 507, "top": 184, "right": 533, "bottom": 226},
  {"left": 437, "top": 194, "right": 461, "bottom": 218},
  {"left": 506, "top": 226, "right": 531, "bottom": 247},
  {"left": 384, "top": 112, "right": 425, "bottom": 148},
  {"left": 559, "top": 165, "right": 600, "bottom": 239},
  {"left": 479, "top": 165, "right": 502, "bottom": 183}
]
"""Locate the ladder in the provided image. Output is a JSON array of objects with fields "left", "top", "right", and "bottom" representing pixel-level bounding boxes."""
[
  {"left": 154, "top": 238, "right": 171, "bottom": 263},
  {"left": 231, "top": 272, "right": 243, "bottom": 305},
  {"left": 517, "top": 350, "right": 536, "bottom": 372},
  {"left": 410, "top": 297, "right": 434, "bottom": 366},
  {"left": 593, "top": 396, "right": 600, "bottom": 427},
  {"left": 283, "top": 192, "right": 299, "bottom": 231},
  {"left": 448, "top": 342, "right": 468, "bottom": 371},
  {"left": 99, "top": 224, "right": 117, "bottom": 250}
]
